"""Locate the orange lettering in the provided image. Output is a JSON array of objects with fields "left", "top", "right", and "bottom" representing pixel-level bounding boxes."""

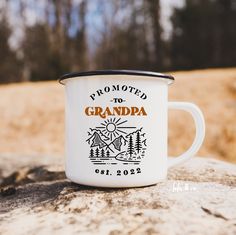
[
  {"left": 84, "top": 106, "right": 147, "bottom": 118},
  {"left": 139, "top": 107, "right": 147, "bottom": 116},
  {"left": 131, "top": 107, "right": 139, "bottom": 115}
]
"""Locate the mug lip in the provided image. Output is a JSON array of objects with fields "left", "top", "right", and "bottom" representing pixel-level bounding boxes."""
[{"left": 59, "top": 70, "right": 174, "bottom": 85}]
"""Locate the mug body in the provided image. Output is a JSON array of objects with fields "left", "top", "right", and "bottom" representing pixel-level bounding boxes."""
[{"left": 64, "top": 74, "right": 170, "bottom": 187}]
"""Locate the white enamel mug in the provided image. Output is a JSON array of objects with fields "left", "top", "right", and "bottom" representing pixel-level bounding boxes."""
[{"left": 59, "top": 70, "right": 205, "bottom": 188}]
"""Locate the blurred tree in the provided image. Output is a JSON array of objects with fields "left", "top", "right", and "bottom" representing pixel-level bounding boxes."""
[
  {"left": 0, "top": 10, "right": 21, "bottom": 83},
  {"left": 20, "top": 0, "right": 88, "bottom": 82},
  {"left": 48, "top": 0, "right": 88, "bottom": 72},
  {"left": 22, "top": 24, "right": 67, "bottom": 81},
  {"left": 1, "top": 0, "right": 236, "bottom": 83},
  {"left": 145, "top": 0, "right": 165, "bottom": 69},
  {"left": 217, "top": 0, "right": 236, "bottom": 67},
  {"left": 171, "top": 0, "right": 236, "bottom": 70},
  {"left": 93, "top": 0, "right": 164, "bottom": 71},
  {"left": 70, "top": 0, "right": 88, "bottom": 71}
]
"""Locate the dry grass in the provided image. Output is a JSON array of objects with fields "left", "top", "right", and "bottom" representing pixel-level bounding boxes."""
[{"left": 0, "top": 68, "right": 236, "bottom": 163}]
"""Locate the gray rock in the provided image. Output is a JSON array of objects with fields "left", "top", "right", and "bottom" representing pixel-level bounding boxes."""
[{"left": 0, "top": 157, "right": 236, "bottom": 235}]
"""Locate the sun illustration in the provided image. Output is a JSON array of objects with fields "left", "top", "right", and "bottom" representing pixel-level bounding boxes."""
[{"left": 96, "top": 118, "right": 136, "bottom": 140}]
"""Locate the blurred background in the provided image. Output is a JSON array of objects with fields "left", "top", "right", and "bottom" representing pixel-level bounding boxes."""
[{"left": 0, "top": 0, "right": 236, "bottom": 163}]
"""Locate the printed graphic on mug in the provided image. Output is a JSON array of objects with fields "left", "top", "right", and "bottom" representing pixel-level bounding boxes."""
[
  {"left": 86, "top": 118, "right": 147, "bottom": 165},
  {"left": 84, "top": 84, "right": 148, "bottom": 167}
]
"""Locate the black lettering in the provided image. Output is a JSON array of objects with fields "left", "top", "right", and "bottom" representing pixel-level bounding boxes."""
[
  {"left": 121, "top": 85, "right": 128, "bottom": 91},
  {"left": 90, "top": 94, "right": 96, "bottom": 100},
  {"left": 96, "top": 89, "right": 103, "bottom": 96},
  {"left": 128, "top": 86, "right": 135, "bottom": 93},
  {"left": 104, "top": 86, "right": 110, "bottom": 92},
  {"left": 140, "top": 93, "right": 147, "bottom": 99},
  {"left": 112, "top": 85, "right": 120, "bottom": 91},
  {"left": 90, "top": 85, "right": 147, "bottom": 100},
  {"left": 134, "top": 89, "right": 141, "bottom": 96}
]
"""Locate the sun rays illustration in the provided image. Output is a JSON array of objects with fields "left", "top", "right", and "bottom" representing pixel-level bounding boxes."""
[{"left": 95, "top": 118, "right": 136, "bottom": 140}]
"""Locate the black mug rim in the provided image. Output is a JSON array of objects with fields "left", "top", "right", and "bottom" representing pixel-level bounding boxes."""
[{"left": 59, "top": 70, "right": 174, "bottom": 84}]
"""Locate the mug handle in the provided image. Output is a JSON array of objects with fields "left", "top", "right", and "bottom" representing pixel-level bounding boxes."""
[{"left": 168, "top": 102, "right": 205, "bottom": 168}]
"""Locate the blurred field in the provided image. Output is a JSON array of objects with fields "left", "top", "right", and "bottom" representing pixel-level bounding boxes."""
[{"left": 0, "top": 68, "right": 236, "bottom": 163}]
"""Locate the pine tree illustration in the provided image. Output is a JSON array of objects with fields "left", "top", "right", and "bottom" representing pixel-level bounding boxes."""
[
  {"left": 90, "top": 148, "right": 94, "bottom": 158},
  {"left": 95, "top": 148, "right": 100, "bottom": 158},
  {"left": 106, "top": 150, "right": 110, "bottom": 158},
  {"left": 101, "top": 149, "right": 105, "bottom": 157},
  {"left": 135, "top": 131, "right": 142, "bottom": 153},
  {"left": 127, "top": 135, "right": 134, "bottom": 158}
]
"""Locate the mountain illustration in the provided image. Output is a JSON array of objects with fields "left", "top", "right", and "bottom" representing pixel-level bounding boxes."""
[
  {"left": 86, "top": 128, "right": 115, "bottom": 152},
  {"left": 109, "top": 135, "right": 127, "bottom": 151},
  {"left": 125, "top": 127, "right": 143, "bottom": 138},
  {"left": 90, "top": 132, "right": 107, "bottom": 148},
  {"left": 87, "top": 128, "right": 109, "bottom": 143},
  {"left": 87, "top": 119, "right": 147, "bottom": 164}
]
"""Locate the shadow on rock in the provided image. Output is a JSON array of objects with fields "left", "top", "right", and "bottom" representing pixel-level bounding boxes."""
[
  {"left": 0, "top": 180, "right": 76, "bottom": 213},
  {"left": 0, "top": 165, "right": 71, "bottom": 213},
  {"left": 0, "top": 165, "right": 130, "bottom": 214},
  {"left": 0, "top": 165, "right": 66, "bottom": 187}
]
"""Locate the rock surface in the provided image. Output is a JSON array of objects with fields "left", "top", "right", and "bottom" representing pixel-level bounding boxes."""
[{"left": 0, "top": 156, "right": 236, "bottom": 235}]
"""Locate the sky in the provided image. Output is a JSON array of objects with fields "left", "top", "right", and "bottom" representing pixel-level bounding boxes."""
[{"left": 3, "top": 0, "right": 185, "bottom": 49}]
